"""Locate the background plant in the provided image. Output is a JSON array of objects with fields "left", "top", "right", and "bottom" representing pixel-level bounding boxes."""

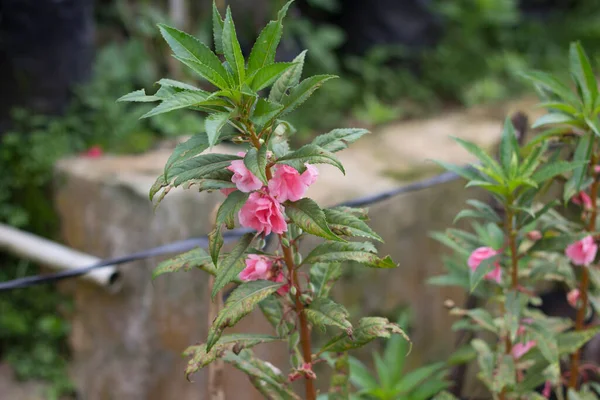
[{"left": 430, "top": 43, "right": 600, "bottom": 399}]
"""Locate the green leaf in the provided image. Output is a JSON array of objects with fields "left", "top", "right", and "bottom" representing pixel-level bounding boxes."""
[
  {"left": 277, "top": 144, "right": 345, "bottom": 174},
  {"left": 310, "top": 263, "right": 342, "bottom": 298},
  {"left": 471, "top": 339, "right": 495, "bottom": 386},
  {"left": 329, "top": 352, "right": 351, "bottom": 400},
  {"left": 163, "top": 134, "right": 209, "bottom": 179},
  {"left": 216, "top": 191, "right": 249, "bottom": 229},
  {"left": 319, "top": 317, "right": 410, "bottom": 354},
  {"left": 171, "top": 153, "right": 240, "bottom": 186},
  {"left": 532, "top": 113, "right": 578, "bottom": 129},
  {"left": 117, "top": 89, "right": 160, "bottom": 103},
  {"left": 311, "top": 128, "right": 370, "bottom": 153},
  {"left": 212, "top": 2, "right": 224, "bottom": 54},
  {"left": 469, "top": 255, "right": 499, "bottom": 292},
  {"left": 212, "top": 233, "right": 254, "bottom": 298},
  {"left": 286, "top": 198, "right": 343, "bottom": 242},
  {"left": 251, "top": 98, "right": 283, "bottom": 127},
  {"left": 531, "top": 160, "right": 586, "bottom": 184},
  {"left": 224, "top": 350, "right": 301, "bottom": 399},
  {"left": 569, "top": 42, "right": 598, "bottom": 112},
  {"left": 248, "top": 62, "right": 296, "bottom": 92},
  {"left": 305, "top": 241, "right": 396, "bottom": 269},
  {"left": 492, "top": 354, "right": 516, "bottom": 392},
  {"left": 557, "top": 326, "right": 600, "bottom": 354},
  {"left": 222, "top": 8, "right": 245, "bottom": 86},
  {"left": 305, "top": 298, "right": 352, "bottom": 333},
  {"left": 564, "top": 132, "right": 594, "bottom": 202},
  {"left": 499, "top": 117, "right": 520, "bottom": 176},
  {"left": 205, "top": 112, "right": 231, "bottom": 147},
  {"left": 246, "top": 1, "right": 291, "bottom": 73},
  {"left": 280, "top": 74, "right": 337, "bottom": 116},
  {"left": 184, "top": 333, "right": 279, "bottom": 379},
  {"left": 395, "top": 362, "right": 448, "bottom": 395},
  {"left": 140, "top": 90, "right": 210, "bottom": 119},
  {"left": 207, "top": 280, "right": 282, "bottom": 351},
  {"left": 149, "top": 174, "right": 168, "bottom": 202},
  {"left": 519, "top": 70, "right": 578, "bottom": 105},
  {"left": 157, "top": 78, "right": 204, "bottom": 92},
  {"left": 431, "top": 160, "right": 481, "bottom": 181},
  {"left": 586, "top": 117, "right": 600, "bottom": 137},
  {"left": 269, "top": 50, "right": 307, "bottom": 103},
  {"left": 152, "top": 248, "right": 217, "bottom": 279},
  {"left": 243, "top": 146, "right": 269, "bottom": 184},
  {"left": 158, "top": 24, "right": 230, "bottom": 89},
  {"left": 452, "top": 137, "right": 505, "bottom": 180},
  {"left": 324, "top": 208, "right": 383, "bottom": 242},
  {"left": 346, "top": 356, "right": 378, "bottom": 391},
  {"left": 209, "top": 226, "right": 224, "bottom": 266},
  {"left": 259, "top": 296, "right": 288, "bottom": 334}
]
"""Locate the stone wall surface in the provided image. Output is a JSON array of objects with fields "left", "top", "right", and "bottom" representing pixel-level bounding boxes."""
[{"left": 53, "top": 98, "right": 543, "bottom": 399}]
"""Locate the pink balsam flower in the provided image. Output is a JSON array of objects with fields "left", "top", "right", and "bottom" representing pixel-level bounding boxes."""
[
  {"left": 572, "top": 191, "right": 593, "bottom": 210},
  {"left": 272, "top": 272, "right": 291, "bottom": 296},
  {"left": 220, "top": 187, "right": 237, "bottom": 197},
  {"left": 467, "top": 247, "right": 502, "bottom": 283},
  {"left": 228, "top": 152, "right": 263, "bottom": 193},
  {"left": 542, "top": 381, "right": 552, "bottom": 399},
  {"left": 567, "top": 288, "right": 581, "bottom": 308},
  {"left": 511, "top": 340, "right": 536, "bottom": 359},
  {"left": 526, "top": 230, "right": 542, "bottom": 241},
  {"left": 238, "top": 192, "right": 287, "bottom": 235},
  {"left": 268, "top": 163, "right": 319, "bottom": 203},
  {"left": 239, "top": 254, "right": 273, "bottom": 281},
  {"left": 565, "top": 235, "right": 598, "bottom": 266}
]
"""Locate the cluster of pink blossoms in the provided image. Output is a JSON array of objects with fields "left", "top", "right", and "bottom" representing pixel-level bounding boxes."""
[{"left": 222, "top": 151, "right": 319, "bottom": 291}]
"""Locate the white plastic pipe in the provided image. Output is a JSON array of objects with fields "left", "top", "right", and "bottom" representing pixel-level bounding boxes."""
[{"left": 0, "top": 223, "right": 121, "bottom": 291}]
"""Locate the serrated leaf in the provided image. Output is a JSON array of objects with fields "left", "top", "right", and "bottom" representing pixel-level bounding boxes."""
[
  {"left": 310, "top": 263, "right": 342, "bottom": 298},
  {"left": 319, "top": 317, "right": 410, "bottom": 354},
  {"left": 493, "top": 354, "right": 516, "bottom": 392},
  {"left": 557, "top": 326, "right": 600, "bottom": 354},
  {"left": 312, "top": 128, "right": 370, "bottom": 153},
  {"left": 569, "top": 42, "right": 598, "bottom": 112},
  {"left": 157, "top": 78, "right": 204, "bottom": 92},
  {"left": 224, "top": 350, "right": 301, "bottom": 399},
  {"left": 244, "top": 146, "right": 269, "bottom": 184},
  {"left": 329, "top": 352, "right": 350, "bottom": 400},
  {"left": 286, "top": 198, "right": 342, "bottom": 241},
  {"left": 140, "top": 90, "right": 210, "bottom": 119},
  {"left": 171, "top": 153, "right": 240, "bottom": 186},
  {"left": 305, "top": 241, "right": 396, "bottom": 268},
  {"left": 452, "top": 137, "right": 505, "bottom": 180},
  {"left": 431, "top": 160, "right": 481, "bottom": 181},
  {"left": 209, "top": 226, "right": 224, "bottom": 266},
  {"left": 259, "top": 296, "right": 286, "bottom": 332},
  {"left": 519, "top": 70, "right": 578, "bottom": 105},
  {"left": 251, "top": 98, "right": 283, "bottom": 127},
  {"left": 222, "top": 8, "right": 245, "bottom": 86},
  {"left": 212, "top": 2, "right": 224, "bottom": 54},
  {"left": 564, "top": 132, "right": 594, "bottom": 202},
  {"left": 216, "top": 191, "right": 249, "bottom": 229},
  {"left": 158, "top": 24, "right": 230, "bottom": 89},
  {"left": 149, "top": 174, "right": 168, "bottom": 202},
  {"left": 163, "top": 133, "right": 209, "bottom": 178},
  {"left": 249, "top": 62, "right": 296, "bottom": 92},
  {"left": 117, "top": 89, "right": 160, "bottom": 102},
  {"left": 531, "top": 160, "right": 586, "bottom": 184},
  {"left": 212, "top": 233, "right": 254, "bottom": 298},
  {"left": 305, "top": 297, "right": 352, "bottom": 332},
  {"left": 246, "top": 1, "right": 291, "bottom": 74},
  {"left": 277, "top": 144, "right": 345, "bottom": 174},
  {"left": 152, "top": 248, "right": 216, "bottom": 279},
  {"left": 269, "top": 50, "right": 307, "bottom": 103},
  {"left": 205, "top": 112, "right": 231, "bottom": 147},
  {"left": 184, "top": 333, "right": 279, "bottom": 379},
  {"left": 207, "top": 280, "right": 282, "bottom": 351},
  {"left": 280, "top": 74, "right": 337, "bottom": 116},
  {"left": 324, "top": 208, "right": 383, "bottom": 242},
  {"left": 532, "top": 112, "right": 578, "bottom": 128}
]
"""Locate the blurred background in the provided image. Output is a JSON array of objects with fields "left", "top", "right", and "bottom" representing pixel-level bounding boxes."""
[{"left": 1, "top": 0, "right": 600, "bottom": 399}]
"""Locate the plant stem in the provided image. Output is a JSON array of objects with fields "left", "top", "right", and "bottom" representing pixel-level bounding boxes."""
[
  {"left": 569, "top": 151, "right": 599, "bottom": 390},
  {"left": 281, "top": 238, "right": 316, "bottom": 400}
]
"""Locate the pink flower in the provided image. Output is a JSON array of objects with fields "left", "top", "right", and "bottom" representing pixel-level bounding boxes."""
[
  {"left": 542, "top": 381, "right": 552, "bottom": 398},
  {"left": 565, "top": 236, "right": 598, "bottom": 266},
  {"left": 517, "top": 325, "right": 527, "bottom": 336},
  {"left": 595, "top": 165, "right": 600, "bottom": 174},
  {"left": 268, "top": 163, "right": 319, "bottom": 203},
  {"left": 572, "top": 191, "right": 593, "bottom": 210},
  {"left": 238, "top": 192, "right": 287, "bottom": 235},
  {"left": 227, "top": 152, "right": 263, "bottom": 193},
  {"left": 272, "top": 272, "right": 290, "bottom": 296},
  {"left": 220, "top": 188, "right": 237, "bottom": 197},
  {"left": 526, "top": 231, "right": 542, "bottom": 241},
  {"left": 567, "top": 288, "right": 581, "bottom": 308},
  {"left": 239, "top": 255, "right": 273, "bottom": 281},
  {"left": 468, "top": 247, "right": 502, "bottom": 283},
  {"left": 511, "top": 340, "right": 536, "bottom": 359},
  {"left": 82, "top": 145, "right": 103, "bottom": 158}
]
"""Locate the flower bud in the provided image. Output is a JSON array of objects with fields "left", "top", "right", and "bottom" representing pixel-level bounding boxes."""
[
  {"left": 290, "top": 286, "right": 297, "bottom": 296},
  {"left": 281, "top": 237, "right": 290, "bottom": 247},
  {"left": 527, "top": 230, "right": 542, "bottom": 241},
  {"left": 294, "top": 252, "right": 302, "bottom": 265}
]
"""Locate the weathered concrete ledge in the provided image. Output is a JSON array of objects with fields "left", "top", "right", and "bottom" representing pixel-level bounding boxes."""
[{"left": 53, "top": 98, "right": 543, "bottom": 399}]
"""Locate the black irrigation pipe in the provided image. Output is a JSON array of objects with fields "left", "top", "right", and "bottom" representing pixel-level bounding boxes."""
[{"left": 0, "top": 168, "right": 468, "bottom": 292}]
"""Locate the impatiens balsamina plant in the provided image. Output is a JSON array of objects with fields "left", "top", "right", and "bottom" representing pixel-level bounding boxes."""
[
  {"left": 430, "top": 43, "right": 600, "bottom": 400},
  {"left": 119, "top": 2, "right": 405, "bottom": 399}
]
